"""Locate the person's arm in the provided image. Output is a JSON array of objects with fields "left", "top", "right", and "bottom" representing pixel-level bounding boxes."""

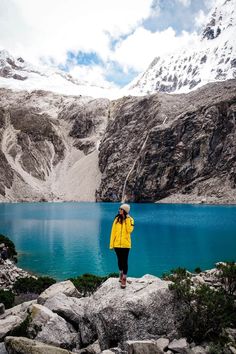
[
  {"left": 125, "top": 216, "right": 134, "bottom": 234},
  {"left": 109, "top": 219, "right": 117, "bottom": 249}
]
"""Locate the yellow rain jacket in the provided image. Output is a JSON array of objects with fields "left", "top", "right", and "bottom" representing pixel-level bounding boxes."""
[{"left": 109, "top": 216, "right": 134, "bottom": 249}]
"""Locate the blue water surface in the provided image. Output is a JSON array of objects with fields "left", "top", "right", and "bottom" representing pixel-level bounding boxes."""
[{"left": 0, "top": 202, "right": 235, "bottom": 280}]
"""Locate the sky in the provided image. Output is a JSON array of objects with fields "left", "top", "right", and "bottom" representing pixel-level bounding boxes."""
[{"left": 0, "top": 0, "right": 215, "bottom": 88}]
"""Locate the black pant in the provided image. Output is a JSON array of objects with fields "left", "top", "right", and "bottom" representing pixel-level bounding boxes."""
[{"left": 114, "top": 248, "right": 130, "bottom": 275}]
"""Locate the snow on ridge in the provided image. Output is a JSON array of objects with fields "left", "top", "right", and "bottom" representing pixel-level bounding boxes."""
[
  {"left": 125, "top": 0, "right": 236, "bottom": 96},
  {"left": 0, "top": 49, "right": 121, "bottom": 99},
  {"left": 201, "top": 0, "right": 235, "bottom": 40}
]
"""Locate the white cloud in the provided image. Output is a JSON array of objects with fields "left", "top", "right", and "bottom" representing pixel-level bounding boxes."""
[
  {"left": 195, "top": 9, "right": 208, "bottom": 29},
  {"left": 177, "top": 0, "right": 191, "bottom": 7},
  {"left": 0, "top": 0, "right": 211, "bottom": 87},
  {"left": 69, "top": 65, "right": 116, "bottom": 88},
  {"left": 0, "top": 0, "right": 153, "bottom": 65},
  {"left": 149, "top": 0, "right": 161, "bottom": 17},
  {"left": 203, "top": 0, "right": 216, "bottom": 10},
  {"left": 110, "top": 27, "right": 198, "bottom": 72}
]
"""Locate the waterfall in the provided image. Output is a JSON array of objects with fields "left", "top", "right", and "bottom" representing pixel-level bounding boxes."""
[{"left": 121, "top": 133, "right": 149, "bottom": 202}]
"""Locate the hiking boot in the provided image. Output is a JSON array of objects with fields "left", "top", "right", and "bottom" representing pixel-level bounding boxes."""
[
  {"left": 119, "top": 271, "right": 123, "bottom": 282},
  {"left": 121, "top": 277, "right": 126, "bottom": 289}
]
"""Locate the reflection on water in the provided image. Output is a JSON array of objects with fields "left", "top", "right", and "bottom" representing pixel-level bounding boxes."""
[{"left": 0, "top": 202, "right": 235, "bottom": 280}]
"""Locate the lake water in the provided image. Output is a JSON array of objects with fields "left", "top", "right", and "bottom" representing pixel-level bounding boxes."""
[{"left": 0, "top": 202, "right": 235, "bottom": 280}]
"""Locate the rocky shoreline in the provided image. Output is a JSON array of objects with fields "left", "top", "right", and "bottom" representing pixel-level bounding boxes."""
[
  {"left": 0, "top": 260, "right": 236, "bottom": 354},
  {"left": 156, "top": 193, "right": 236, "bottom": 205},
  {"left": 0, "top": 260, "right": 34, "bottom": 290},
  {"left": 1, "top": 191, "right": 236, "bottom": 205}
]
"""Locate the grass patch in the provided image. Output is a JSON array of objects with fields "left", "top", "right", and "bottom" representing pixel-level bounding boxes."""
[
  {"left": 13, "top": 276, "right": 56, "bottom": 295},
  {"left": 70, "top": 273, "right": 118, "bottom": 296},
  {"left": 0, "top": 289, "right": 15, "bottom": 309}
]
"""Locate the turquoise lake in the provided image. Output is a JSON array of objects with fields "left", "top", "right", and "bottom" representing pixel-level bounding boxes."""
[{"left": 0, "top": 202, "right": 235, "bottom": 280}]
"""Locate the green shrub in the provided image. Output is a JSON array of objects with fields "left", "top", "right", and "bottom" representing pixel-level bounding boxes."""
[
  {"left": 162, "top": 267, "right": 188, "bottom": 281},
  {"left": 216, "top": 262, "right": 236, "bottom": 295},
  {"left": 37, "top": 276, "right": 57, "bottom": 292},
  {"left": 0, "top": 289, "right": 15, "bottom": 309},
  {"left": 13, "top": 276, "right": 56, "bottom": 294},
  {"left": 107, "top": 272, "right": 119, "bottom": 278},
  {"left": 169, "top": 265, "right": 236, "bottom": 345},
  {"left": 182, "top": 285, "right": 234, "bottom": 343},
  {"left": 10, "top": 314, "right": 31, "bottom": 337},
  {"left": 194, "top": 267, "right": 202, "bottom": 274},
  {"left": 207, "top": 342, "right": 226, "bottom": 354},
  {"left": 0, "top": 234, "right": 17, "bottom": 259},
  {"left": 70, "top": 273, "right": 118, "bottom": 296}
]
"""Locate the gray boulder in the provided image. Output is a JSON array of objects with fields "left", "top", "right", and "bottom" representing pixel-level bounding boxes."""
[
  {"left": 85, "top": 275, "right": 177, "bottom": 350},
  {"left": 126, "top": 340, "right": 163, "bottom": 354},
  {"left": 44, "top": 293, "right": 94, "bottom": 346},
  {"left": 72, "top": 340, "right": 101, "bottom": 353},
  {"left": 0, "top": 300, "right": 36, "bottom": 340},
  {"left": 0, "top": 343, "right": 7, "bottom": 354},
  {"left": 42, "top": 275, "right": 178, "bottom": 350},
  {"left": 168, "top": 338, "right": 189, "bottom": 353},
  {"left": 156, "top": 338, "right": 169, "bottom": 351},
  {"left": 2, "top": 300, "right": 36, "bottom": 319},
  {"left": 4, "top": 336, "right": 74, "bottom": 353},
  {"left": 226, "top": 328, "right": 236, "bottom": 342},
  {"left": 229, "top": 346, "right": 236, "bottom": 354},
  {"left": 28, "top": 303, "right": 78, "bottom": 350},
  {"left": 191, "top": 346, "right": 207, "bottom": 354},
  {"left": 44, "top": 292, "right": 89, "bottom": 325},
  {"left": 0, "top": 315, "right": 23, "bottom": 340},
  {"left": 0, "top": 304, "right": 5, "bottom": 315},
  {"left": 37, "top": 280, "right": 81, "bottom": 305}
]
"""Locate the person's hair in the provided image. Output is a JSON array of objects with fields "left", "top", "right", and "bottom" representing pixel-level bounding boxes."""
[{"left": 115, "top": 208, "right": 128, "bottom": 224}]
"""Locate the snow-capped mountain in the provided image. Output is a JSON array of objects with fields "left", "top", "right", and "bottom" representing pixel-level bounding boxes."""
[
  {"left": 0, "top": 49, "right": 119, "bottom": 99},
  {"left": 0, "top": 0, "right": 235, "bottom": 100},
  {"left": 126, "top": 0, "right": 236, "bottom": 95}
]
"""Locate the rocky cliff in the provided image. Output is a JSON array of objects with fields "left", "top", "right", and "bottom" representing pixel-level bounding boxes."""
[
  {"left": 0, "top": 79, "right": 236, "bottom": 203},
  {"left": 0, "top": 89, "right": 109, "bottom": 202},
  {"left": 97, "top": 79, "right": 236, "bottom": 203}
]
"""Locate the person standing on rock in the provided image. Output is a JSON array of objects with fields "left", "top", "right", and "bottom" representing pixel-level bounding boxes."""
[{"left": 109, "top": 203, "right": 134, "bottom": 289}]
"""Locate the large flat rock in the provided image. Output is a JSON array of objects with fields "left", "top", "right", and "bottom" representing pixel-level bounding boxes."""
[
  {"left": 5, "top": 336, "right": 74, "bottom": 354},
  {"left": 37, "top": 280, "right": 81, "bottom": 305}
]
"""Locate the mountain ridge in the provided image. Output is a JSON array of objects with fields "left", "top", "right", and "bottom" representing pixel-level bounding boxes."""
[
  {"left": 0, "top": 49, "right": 119, "bottom": 99},
  {"left": 126, "top": 0, "right": 236, "bottom": 95}
]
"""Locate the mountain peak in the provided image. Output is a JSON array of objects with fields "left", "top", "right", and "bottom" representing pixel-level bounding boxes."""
[
  {"left": 126, "top": 0, "right": 236, "bottom": 96},
  {"left": 201, "top": 0, "right": 235, "bottom": 40}
]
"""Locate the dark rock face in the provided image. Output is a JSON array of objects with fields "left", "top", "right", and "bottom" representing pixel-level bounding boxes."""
[
  {"left": 0, "top": 55, "right": 27, "bottom": 80},
  {"left": 59, "top": 98, "right": 110, "bottom": 154},
  {"left": 0, "top": 151, "right": 14, "bottom": 196},
  {"left": 231, "top": 58, "right": 236, "bottom": 68},
  {"left": 9, "top": 107, "right": 65, "bottom": 180},
  {"left": 97, "top": 80, "right": 236, "bottom": 202},
  {"left": 0, "top": 108, "right": 4, "bottom": 128}
]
